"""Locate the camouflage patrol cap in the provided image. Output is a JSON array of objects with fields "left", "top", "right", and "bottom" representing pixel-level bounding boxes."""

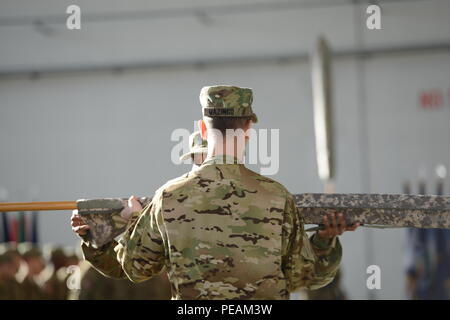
[
  {"left": 200, "top": 85, "right": 258, "bottom": 123},
  {"left": 179, "top": 131, "right": 208, "bottom": 161}
]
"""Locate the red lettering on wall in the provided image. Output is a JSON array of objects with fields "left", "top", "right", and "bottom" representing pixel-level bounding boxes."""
[{"left": 419, "top": 89, "right": 444, "bottom": 109}]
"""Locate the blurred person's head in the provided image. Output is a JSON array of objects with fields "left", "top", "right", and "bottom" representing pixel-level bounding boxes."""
[
  {"left": 0, "top": 253, "right": 16, "bottom": 280},
  {"left": 20, "top": 245, "right": 45, "bottom": 277},
  {"left": 49, "top": 247, "right": 68, "bottom": 270},
  {"left": 4, "top": 249, "right": 22, "bottom": 275},
  {"left": 66, "top": 254, "right": 80, "bottom": 267},
  {"left": 0, "top": 243, "right": 22, "bottom": 276},
  {"left": 63, "top": 247, "right": 81, "bottom": 266}
]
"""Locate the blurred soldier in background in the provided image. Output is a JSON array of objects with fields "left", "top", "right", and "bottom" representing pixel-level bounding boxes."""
[
  {"left": 78, "top": 261, "right": 171, "bottom": 300},
  {"left": 77, "top": 261, "right": 116, "bottom": 300},
  {"left": 1, "top": 246, "right": 23, "bottom": 299},
  {"left": 66, "top": 252, "right": 80, "bottom": 267},
  {"left": 19, "top": 244, "right": 46, "bottom": 299},
  {"left": 405, "top": 168, "right": 450, "bottom": 300},
  {"left": 42, "top": 247, "right": 70, "bottom": 300},
  {"left": 0, "top": 253, "right": 12, "bottom": 298},
  {"left": 306, "top": 270, "right": 347, "bottom": 300},
  {"left": 2, "top": 245, "right": 22, "bottom": 277},
  {"left": 405, "top": 229, "right": 450, "bottom": 299},
  {"left": 0, "top": 250, "right": 21, "bottom": 299}
]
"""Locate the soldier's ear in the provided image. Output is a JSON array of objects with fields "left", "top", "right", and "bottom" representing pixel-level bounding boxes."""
[{"left": 198, "top": 120, "right": 207, "bottom": 139}]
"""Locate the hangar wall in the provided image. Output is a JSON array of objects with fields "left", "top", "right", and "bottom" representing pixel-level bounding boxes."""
[{"left": 1, "top": 50, "right": 449, "bottom": 299}]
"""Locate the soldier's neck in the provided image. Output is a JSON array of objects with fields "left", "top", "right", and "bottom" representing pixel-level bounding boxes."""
[{"left": 206, "top": 137, "right": 245, "bottom": 164}]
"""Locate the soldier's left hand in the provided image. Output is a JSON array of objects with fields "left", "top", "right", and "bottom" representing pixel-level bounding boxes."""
[
  {"left": 71, "top": 210, "right": 90, "bottom": 236},
  {"left": 120, "top": 195, "right": 143, "bottom": 220},
  {"left": 317, "top": 213, "right": 359, "bottom": 239}
]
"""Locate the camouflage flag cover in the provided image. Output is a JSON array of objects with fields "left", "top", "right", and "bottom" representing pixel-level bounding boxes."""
[
  {"left": 295, "top": 193, "right": 450, "bottom": 229},
  {"left": 77, "top": 193, "right": 450, "bottom": 248}
]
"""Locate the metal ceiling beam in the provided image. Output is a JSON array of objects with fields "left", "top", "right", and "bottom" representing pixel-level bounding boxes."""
[
  {"left": 0, "top": 0, "right": 428, "bottom": 26},
  {"left": 0, "top": 42, "right": 449, "bottom": 78}
]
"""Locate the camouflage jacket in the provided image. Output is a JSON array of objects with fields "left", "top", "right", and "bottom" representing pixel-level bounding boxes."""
[{"left": 82, "top": 155, "right": 342, "bottom": 299}]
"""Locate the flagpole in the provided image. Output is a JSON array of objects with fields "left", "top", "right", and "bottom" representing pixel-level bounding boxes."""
[
  {"left": 1, "top": 211, "right": 9, "bottom": 242},
  {"left": 0, "top": 201, "right": 77, "bottom": 213}
]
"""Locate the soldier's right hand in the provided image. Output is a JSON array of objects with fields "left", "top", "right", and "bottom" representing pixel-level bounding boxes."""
[{"left": 71, "top": 210, "right": 90, "bottom": 236}]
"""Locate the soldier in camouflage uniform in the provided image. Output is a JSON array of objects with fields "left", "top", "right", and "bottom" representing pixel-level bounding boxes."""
[
  {"left": 42, "top": 247, "right": 70, "bottom": 300},
  {"left": 72, "top": 85, "right": 358, "bottom": 299},
  {"left": 0, "top": 251, "right": 21, "bottom": 299},
  {"left": 1, "top": 246, "right": 23, "bottom": 300},
  {"left": 19, "top": 244, "right": 46, "bottom": 299}
]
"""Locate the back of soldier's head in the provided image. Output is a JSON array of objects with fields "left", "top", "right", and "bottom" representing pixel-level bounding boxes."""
[{"left": 200, "top": 85, "right": 257, "bottom": 136}]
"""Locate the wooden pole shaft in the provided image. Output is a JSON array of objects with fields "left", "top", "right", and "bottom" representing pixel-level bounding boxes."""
[{"left": 0, "top": 201, "right": 77, "bottom": 212}]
